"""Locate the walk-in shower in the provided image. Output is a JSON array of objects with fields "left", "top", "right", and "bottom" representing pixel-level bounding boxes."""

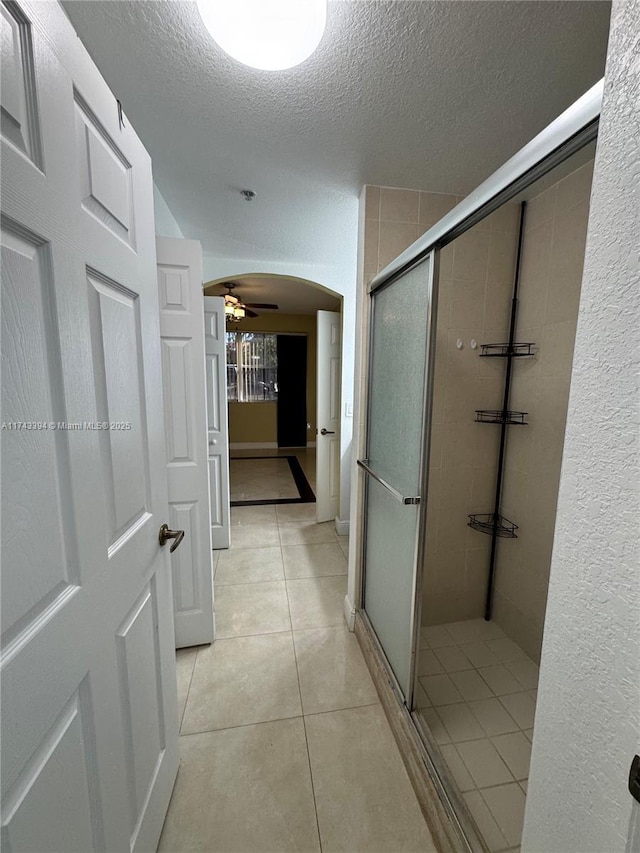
[{"left": 355, "top": 84, "right": 601, "bottom": 852}]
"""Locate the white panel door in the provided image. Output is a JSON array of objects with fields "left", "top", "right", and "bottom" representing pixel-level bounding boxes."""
[
  {"left": 0, "top": 3, "right": 178, "bottom": 851},
  {"left": 157, "top": 237, "right": 214, "bottom": 648},
  {"left": 316, "top": 310, "right": 341, "bottom": 523},
  {"left": 203, "top": 297, "right": 231, "bottom": 549}
]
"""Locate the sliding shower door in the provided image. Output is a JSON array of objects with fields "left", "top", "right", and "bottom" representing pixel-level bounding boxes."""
[{"left": 359, "top": 252, "right": 437, "bottom": 701}]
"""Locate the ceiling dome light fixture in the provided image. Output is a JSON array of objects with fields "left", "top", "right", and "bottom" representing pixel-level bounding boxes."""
[{"left": 196, "top": 0, "right": 327, "bottom": 71}]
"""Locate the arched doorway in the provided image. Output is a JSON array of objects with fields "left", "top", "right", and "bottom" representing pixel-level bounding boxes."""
[{"left": 203, "top": 273, "right": 344, "bottom": 525}]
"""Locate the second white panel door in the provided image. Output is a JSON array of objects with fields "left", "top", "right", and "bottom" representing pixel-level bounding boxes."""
[{"left": 157, "top": 236, "right": 214, "bottom": 648}]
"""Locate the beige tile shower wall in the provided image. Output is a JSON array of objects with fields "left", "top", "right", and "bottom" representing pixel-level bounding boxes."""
[
  {"left": 362, "top": 186, "right": 520, "bottom": 626},
  {"left": 363, "top": 185, "right": 467, "bottom": 282},
  {"left": 493, "top": 161, "right": 594, "bottom": 663},
  {"left": 423, "top": 208, "right": 520, "bottom": 625}
]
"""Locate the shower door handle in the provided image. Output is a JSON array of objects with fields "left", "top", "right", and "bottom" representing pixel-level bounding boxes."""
[{"left": 357, "top": 459, "right": 421, "bottom": 506}]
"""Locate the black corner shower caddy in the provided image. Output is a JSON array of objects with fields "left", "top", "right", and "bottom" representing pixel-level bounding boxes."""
[{"left": 468, "top": 201, "right": 536, "bottom": 620}]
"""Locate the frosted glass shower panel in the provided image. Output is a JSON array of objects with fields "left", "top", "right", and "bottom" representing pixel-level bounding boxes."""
[
  {"left": 364, "top": 477, "right": 419, "bottom": 695},
  {"left": 362, "top": 255, "right": 433, "bottom": 699},
  {"left": 368, "top": 260, "right": 430, "bottom": 495}
]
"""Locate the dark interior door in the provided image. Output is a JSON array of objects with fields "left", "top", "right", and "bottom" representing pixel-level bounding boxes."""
[{"left": 277, "top": 335, "right": 307, "bottom": 447}]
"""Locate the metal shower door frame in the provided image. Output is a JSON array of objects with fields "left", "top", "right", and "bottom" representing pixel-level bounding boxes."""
[
  {"left": 357, "top": 78, "right": 602, "bottom": 711},
  {"left": 358, "top": 249, "right": 440, "bottom": 708}
]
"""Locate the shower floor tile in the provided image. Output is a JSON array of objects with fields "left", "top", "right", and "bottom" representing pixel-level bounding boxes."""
[{"left": 416, "top": 620, "right": 539, "bottom": 853}]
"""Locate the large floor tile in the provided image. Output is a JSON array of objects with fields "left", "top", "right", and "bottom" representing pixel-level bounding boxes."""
[
  {"left": 286, "top": 575, "right": 347, "bottom": 630},
  {"left": 158, "top": 719, "right": 320, "bottom": 853},
  {"left": 176, "top": 648, "right": 197, "bottom": 725},
  {"left": 276, "top": 503, "right": 317, "bottom": 523},
  {"left": 305, "top": 705, "right": 435, "bottom": 852},
  {"left": 215, "top": 581, "right": 291, "bottom": 638},
  {"left": 230, "top": 458, "right": 301, "bottom": 502},
  {"left": 215, "top": 546, "right": 284, "bottom": 585},
  {"left": 293, "top": 626, "right": 378, "bottom": 714},
  {"left": 279, "top": 521, "right": 337, "bottom": 546},
  {"left": 229, "top": 522, "right": 280, "bottom": 550},
  {"left": 336, "top": 535, "right": 349, "bottom": 559},
  {"left": 282, "top": 543, "right": 347, "bottom": 579},
  {"left": 181, "top": 634, "right": 301, "bottom": 733},
  {"left": 231, "top": 505, "right": 277, "bottom": 526}
]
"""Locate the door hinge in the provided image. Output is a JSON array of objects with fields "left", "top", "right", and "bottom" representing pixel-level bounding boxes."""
[
  {"left": 629, "top": 755, "right": 640, "bottom": 804},
  {"left": 117, "top": 98, "right": 125, "bottom": 130}
]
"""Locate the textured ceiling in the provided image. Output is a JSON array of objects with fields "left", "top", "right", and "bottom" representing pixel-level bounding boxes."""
[
  {"left": 63, "top": 1, "right": 611, "bottom": 272},
  {"left": 203, "top": 274, "right": 341, "bottom": 313}
]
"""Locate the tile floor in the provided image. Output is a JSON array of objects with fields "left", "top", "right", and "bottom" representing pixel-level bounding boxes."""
[
  {"left": 159, "top": 504, "right": 436, "bottom": 852},
  {"left": 229, "top": 457, "right": 302, "bottom": 502},
  {"left": 230, "top": 447, "right": 317, "bottom": 493},
  {"left": 416, "top": 619, "right": 539, "bottom": 853}
]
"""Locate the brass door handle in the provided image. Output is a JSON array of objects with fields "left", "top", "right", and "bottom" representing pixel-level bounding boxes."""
[
  {"left": 320, "top": 428, "right": 335, "bottom": 435},
  {"left": 158, "top": 524, "right": 185, "bottom": 553}
]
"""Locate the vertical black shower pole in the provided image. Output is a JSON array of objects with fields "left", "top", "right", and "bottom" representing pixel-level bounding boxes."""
[{"left": 484, "top": 202, "right": 527, "bottom": 621}]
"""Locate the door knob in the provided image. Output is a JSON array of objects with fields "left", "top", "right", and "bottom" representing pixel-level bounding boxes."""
[
  {"left": 158, "top": 524, "right": 185, "bottom": 553},
  {"left": 320, "top": 428, "right": 335, "bottom": 435}
]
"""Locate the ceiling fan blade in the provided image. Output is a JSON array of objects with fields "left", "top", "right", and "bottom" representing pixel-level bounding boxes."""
[
  {"left": 244, "top": 308, "right": 260, "bottom": 318},
  {"left": 244, "top": 302, "right": 279, "bottom": 310}
]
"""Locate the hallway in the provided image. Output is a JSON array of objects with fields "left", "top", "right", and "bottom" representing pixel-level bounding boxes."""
[{"left": 159, "top": 506, "right": 435, "bottom": 852}]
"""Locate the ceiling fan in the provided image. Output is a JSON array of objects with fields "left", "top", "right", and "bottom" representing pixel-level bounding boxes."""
[{"left": 220, "top": 282, "right": 279, "bottom": 322}]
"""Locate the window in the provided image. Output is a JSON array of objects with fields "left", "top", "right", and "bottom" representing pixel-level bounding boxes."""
[{"left": 226, "top": 332, "right": 278, "bottom": 402}]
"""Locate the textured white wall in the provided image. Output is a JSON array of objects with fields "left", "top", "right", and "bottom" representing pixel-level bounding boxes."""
[{"left": 522, "top": 1, "right": 640, "bottom": 850}]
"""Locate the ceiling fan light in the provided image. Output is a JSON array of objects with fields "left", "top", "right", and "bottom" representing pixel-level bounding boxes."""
[
  {"left": 196, "top": 0, "right": 327, "bottom": 71},
  {"left": 233, "top": 305, "right": 246, "bottom": 320},
  {"left": 224, "top": 301, "right": 235, "bottom": 316}
]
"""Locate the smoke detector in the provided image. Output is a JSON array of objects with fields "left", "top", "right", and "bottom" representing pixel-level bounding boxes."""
[{"left": 240, "top": 189, "right": 256, "bottom": 201}]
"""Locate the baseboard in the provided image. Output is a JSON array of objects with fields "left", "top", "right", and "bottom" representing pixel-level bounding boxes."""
[
  {"left": 230, "top": 441, "right": 317, "bottom": 451},
  {"left": 334, "top": 517, "right": 350, "bottom": 536},
  {"left": 343, "top": 594, "right": 356, "bottom": 631},
  {"left": 354, "top": 612, "right": 481, "bottom": 853},
  {"left": 229, "top": 442, "right": 278, "bottom": 450}
]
